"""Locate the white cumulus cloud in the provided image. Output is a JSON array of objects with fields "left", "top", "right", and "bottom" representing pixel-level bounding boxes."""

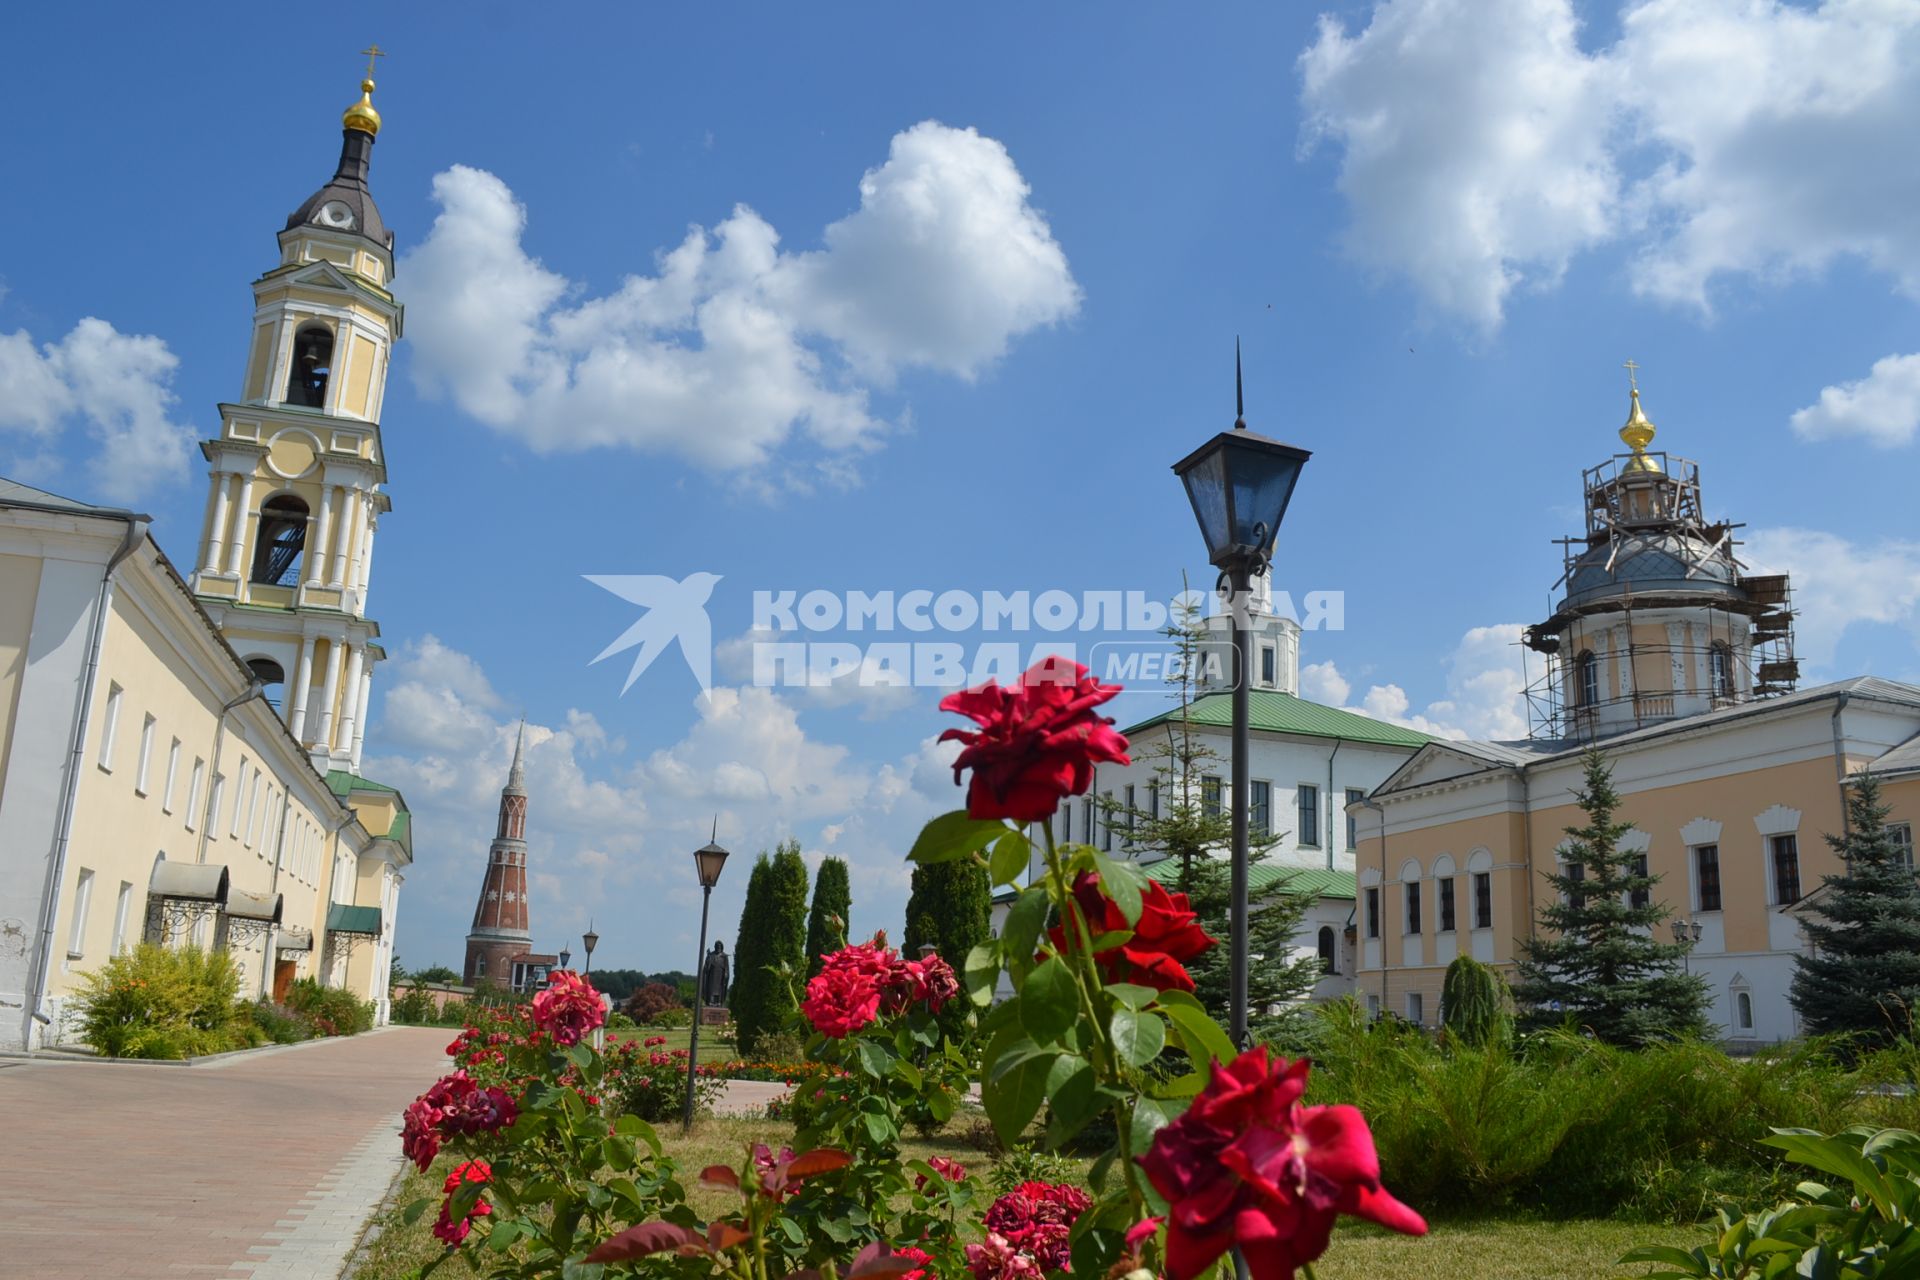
[
  {"left": 402, "top": 122, "right": 1077, "bottom": 482},
  {"left": 1743, "top": 527, "right": 1920, "bottom": 668},
  {"left": 1302, "top": 623, "right": 1533, "bottom": 741},
  {"left": 1298, "top": 0, "right": 1920, "bottom": 331},
  {"left": 1791, "top": 353, "right": 1920, "bottom": 446},
  {"left": 0, "top": 316, "right": 195, "bottom": 502}
]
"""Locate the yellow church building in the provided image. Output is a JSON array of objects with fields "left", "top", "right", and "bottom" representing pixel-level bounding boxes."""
[
  {"left": 0, "top": 69, "right": 414, "bottom": 1052},
  {"left": 1352, "top": 382, "right": 1920, "bottom": 1043}
]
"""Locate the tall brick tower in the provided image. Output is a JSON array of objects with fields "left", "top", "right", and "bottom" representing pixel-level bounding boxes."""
[{"left": 463, "top": 723, "right": 534, "bottom": 987}]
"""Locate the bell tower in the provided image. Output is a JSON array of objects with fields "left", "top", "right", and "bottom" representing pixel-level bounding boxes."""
[
  {"left": 190, "top": 53, "right": 400, "bottom": 776},
  {"left": 464, "top": 724, "right": 535, "bottom": 987}
]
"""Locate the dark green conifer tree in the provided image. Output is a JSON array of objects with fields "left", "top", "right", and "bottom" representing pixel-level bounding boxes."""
[
  {"left": 804, "top": 856, "right": 852, "bottom": 978},
  {"left": 730, "top": 840, "right": 810, "bottom": 1056}
]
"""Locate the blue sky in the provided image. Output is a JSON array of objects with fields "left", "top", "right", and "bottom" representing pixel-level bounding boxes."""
[{"left": 5, "top": 1, "right": 1919, "bottom": 974}]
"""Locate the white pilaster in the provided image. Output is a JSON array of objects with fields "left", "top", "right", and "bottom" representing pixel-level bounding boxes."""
[
  {"left": 204, "top": 471, "right": 233, "bottom": 573},
  {"left": 316, "top": 637, "right": 345, "bottom": 753},
  {"left": 350, "top": 663, "right": 373, "bottom": 772},
  {"left": 340, "top": 492, "right": 367, "bottom": 592},
  {"left": 288, "top": 639, "right": 315, "bottom": 743},
  {"left": 336, "top": 643, "right": 365, "bottom": 753},
  {"left": 308, "top": 484, "right": 336, "bottom": 589},
  {"left": 355, "top": 521, "right": 376, "bottom": 601},
  {"left": 224, "top": 473, "right": 255, "bottom": 576},
  {"left": 330, "top": 490, "right": 361, "bottom": 589}
]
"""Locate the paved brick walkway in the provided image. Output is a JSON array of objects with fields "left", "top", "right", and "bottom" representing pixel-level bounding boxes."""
[{"left": 0, "top": 1026, "right": 449, "bottom": 1278}]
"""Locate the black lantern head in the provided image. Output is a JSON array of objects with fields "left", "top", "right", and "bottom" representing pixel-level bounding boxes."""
[
  {"left": 694, "top": 840, "right": 730, "bottom": 889},
  {"left": 1173, "top": 427, "right": 1311, "bottom": 573}
]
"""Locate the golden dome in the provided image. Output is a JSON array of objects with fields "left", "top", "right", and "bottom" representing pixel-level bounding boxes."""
[
  {"left": 343, "top": 78, "right": 381, "bottom": 136},
  {"left": 1619, "top": 387, "right": 1662, "bottom": 473}
]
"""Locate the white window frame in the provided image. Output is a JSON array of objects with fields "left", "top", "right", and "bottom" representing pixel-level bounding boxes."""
[
  {"left": 1406, "top": 991, "right": 1424, "bottom": 1025},
  {"left": 1346, "top": 787, "right": 1365, "bottom": 851},
  {"left": 97, "top": 682, "right": 123, "bottom": 771},
  {"left": 1734, "top": 988, "right": 1754, "bottom": 1032},
  {"left": 1297, "top": 782, "right": 1320, "bottom": 848},
  {"left": 231, "top": 759, "right": 250, "bottom": 837},
  {"left": 206, "top": 773, "right": 225, "bottom": 839},
  {"left": 185, "top": 758, "right": 206, "bottom": 832},
  {"left": 162, "top": 738, "right": 181, "bottom": 813},
  {"left": 111, "top": 881, "right": 133, "bottom": 956},
  {"left": 1889, "top": 821, "right": 1913, "bottom": 872},
  {"left": 135, "top": 714, "right": 156, "bottom": 795},
  {"left": 1250, "top": 779, "right": 1272, "bottom": 839},
  {"left": 67, "top": 867, "right": 95, "bottom": 958}
]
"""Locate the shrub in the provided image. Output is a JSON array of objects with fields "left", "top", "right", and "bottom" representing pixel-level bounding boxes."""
[
  {"left": 284, "top": 978, "right": 374, "bottom": 1037},
  {"left": 624, "top": 981, "right": 683, "bottom": 1023},
  {"left": 610, "top": 1036, "right": 725, "bottom": 1122},
  {"left": 245, "top": 1000, "right": 313, "bottom": 1045},
  {"left": 391, "top": 986, "right": 439, "bottom": 1025},
  {"left": 436, "top": 998, "right": 470, "bottom": 1026},
  {"left": 987, "top": 1144, "right": 1084, "bottom": 1196},
  {"left": 1440, "top": 954, "right": 1509, "bottom": 1047},
  {"left": 605, "top": 1010, "right": 638, "bottom": 1031},
  {"left": 76, "top": 943, "right": 242, "bottom": 1059}
]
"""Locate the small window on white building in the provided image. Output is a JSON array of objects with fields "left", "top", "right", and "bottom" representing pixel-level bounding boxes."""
[
  {"left": 1406, "top": 992, "right": 1424, "bottom": 1025},
  {"left": 97, "top": 682, "right": 124, "bottom": 770},
  {"left": 135, "top": 714, "right": 156, "bottom": 794},
  {"left": 1101, "top": 792, "right": 1114, "bottom": 852},
  {"left": 207, "top": 773, "right": 225, "bottom": 839},
  {"left": 111, "top": 881, "right": 134, "bottom": 956},
  {"left": 1735, "top": 990, "right": 1754, "bottom": 1032},
  {"left": 1148, "top": 780, "right": 1160, "bottom": 820},
  {"left": 1576, "top": 651, "right": 1599, "bottom": 708},
  {"left": 1250, "top": 781, "right": 1271, "bottom": 838},
  {"left": 231, "top": 759, "right": 250, "bottom": 837},
  {"left": 1297, "top": 783, "right": 1320, "bottom": 847},
  {"left": 1260, "top": 644, "right": 1276, "bottom": 686},
  {"left": 185, "top": 758, "right": 206, "bottom": 832},
  {"left": 1709, "top": 642, "right": 1734, "bottom": 700},
  {"left": 1346, "top": 788, "right": 1365, "bottom": 850},
  {"left": 162, "top": 738, "right": 181, "bottom": 813},
  {"left": 1202, "top": 775, "right": 1223, "bottom": 819},
  {"left": 1317, "top": 926, "right": 1337, "bottom": 974},
  {"left": 67, "top": 868, "right": 95, "bottom": 958}
]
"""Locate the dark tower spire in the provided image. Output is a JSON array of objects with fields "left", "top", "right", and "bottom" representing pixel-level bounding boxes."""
[{"left": 463, "top": 725, "right": 533, "bottom": 986}]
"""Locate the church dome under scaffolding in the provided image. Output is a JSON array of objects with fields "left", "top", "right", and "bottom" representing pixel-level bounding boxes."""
[{"left": 1564, "top": 528, "right": 1744, "bottom": 610}]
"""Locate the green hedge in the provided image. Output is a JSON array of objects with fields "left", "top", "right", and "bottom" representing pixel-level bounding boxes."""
[{"left": 76, "top": 943, "right": 242, "bottom": 1059}]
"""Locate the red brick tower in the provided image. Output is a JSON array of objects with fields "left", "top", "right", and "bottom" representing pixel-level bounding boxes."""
[{"left": 463, "top": 723, "right": 533, "bottom": 985}]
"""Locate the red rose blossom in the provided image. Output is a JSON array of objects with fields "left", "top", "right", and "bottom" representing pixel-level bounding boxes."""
[
  {"left": 432, "top": 1159, "right": 494, "bottom": 1246},
  {"left": 897, "top": 1245, "right": 935, "bottom": 1280},
  {"left": 401, "top": 1097, "right": 442, "bottom": 1171},
  {"left": 802, "top": 937, "right": 955, "bottom": 1037},
  {"left": 530, "top": 970, "right": 605, "bottom": 1047},
  {"left": 1139, "top": 1047, "right": 1425, "bottom": 1280},
  {"left": 939, "top": 656, "right": 1131, "bottom": 822},
  {"left": 1047, "top": 871, "right": 1217, "bottom": 992}
]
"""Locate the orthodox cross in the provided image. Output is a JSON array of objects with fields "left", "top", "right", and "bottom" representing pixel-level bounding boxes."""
[
  {"left": 1623, "top": 358, "right": 1640, "bottom": 392},
  {"left": 361, "top": 44, "right": 387, "bottom": 79}
]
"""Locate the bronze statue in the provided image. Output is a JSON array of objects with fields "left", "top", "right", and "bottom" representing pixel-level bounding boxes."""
[{"left": 700, "top": 940, "right": 729, "bottom": 1007}]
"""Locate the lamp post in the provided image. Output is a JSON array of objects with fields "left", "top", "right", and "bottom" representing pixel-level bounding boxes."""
[
  {"left": 1172, "top": 343, "right": 1311, "bottom": 1051},
  {"left": 683, "top": 829, "right": 731, "bottom": 1134},
  {"left": 558, "top": 946, "right": 572, "bottom": 972},
  {"left": 1671, "top": 917, "right": 1703, "bottom": 974},
  {"left": 582, "top": 921, "right": 599, "bottom": 976}
]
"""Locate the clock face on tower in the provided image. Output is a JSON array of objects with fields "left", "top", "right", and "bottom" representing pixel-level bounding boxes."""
[{"left": 315, "top": 200, "right": 356, "bottom": 230}]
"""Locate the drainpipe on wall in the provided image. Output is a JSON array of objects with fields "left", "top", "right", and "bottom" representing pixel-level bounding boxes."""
[
  {"left": 1326, "top": 739, "right": 1344, "bottom": 871},
  {"left": 196, "top": 679, "right": 265, "bottom": 865},
  {"left": 1361, "top": 796, "right": 1389, "bottom": 1013},
  {"left": 27, "top": 515, "right": 149, "bottom": 1043}
]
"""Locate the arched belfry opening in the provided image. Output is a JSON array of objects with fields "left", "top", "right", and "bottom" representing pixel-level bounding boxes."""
[
  {"left": 251, "top": 494, "right": 309, "bottom": 586},
  {"left": 246, "top": 657, "right": 287, "bottom": 711},
  {"left": 288, "top": 325, "right": 335, "bottom": 409}
]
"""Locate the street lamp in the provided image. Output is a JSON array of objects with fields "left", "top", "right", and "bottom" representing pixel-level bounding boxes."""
[
  {"left": 1671, "top": 918, "right": 1703, "bottom": 974},
  {"left": 558, "top": 946, "right": 572, "bottom": 971},
  {"left": 582, "top": 921, "right": 599, "bottom": 976},
  {"left": 1172, "top": 342, "right": 1311, "bottom": 1051},
  {"left": 683, "top": 825, "right": 732, "bottom": 1134}
]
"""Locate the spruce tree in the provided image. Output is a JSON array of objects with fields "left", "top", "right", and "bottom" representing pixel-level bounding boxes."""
[
  {"left": 729, "top": 840, "right": 810, "bottom": 1057},
  {"left": 1512, "top": 748, "right": 1708, "bottom": 1046},
  {"left": 1791, "top": 774, "right": 1920, "bottom": 1047},
  {"left": 804, "top": 856, "right": 852, "bottom": 978},
  {"left": 1109, "top": 587, "right": 1320, "bottom": 1040}
]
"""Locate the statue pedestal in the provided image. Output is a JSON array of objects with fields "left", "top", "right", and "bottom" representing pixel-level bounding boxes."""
[{"left": 701, "top": 1005, "right": 729, "bottom": 1026}]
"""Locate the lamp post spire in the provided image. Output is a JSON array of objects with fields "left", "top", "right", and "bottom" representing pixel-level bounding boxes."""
[{"left": 1234, "top": 337, "right": 1246, "bottom": 430}]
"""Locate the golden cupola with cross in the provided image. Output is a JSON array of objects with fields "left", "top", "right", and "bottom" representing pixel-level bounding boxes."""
[{"left": 190, "top": 51, "right": 399, "bottom": 776}]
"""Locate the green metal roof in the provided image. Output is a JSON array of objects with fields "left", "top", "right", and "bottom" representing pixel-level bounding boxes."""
[
  {"left": 326, "top": 769, "right": 403, "bottom": 797},
  {"left": 1142, "top": 858, "right": 1357, "bottom": 901},
  {"left": 326, "top": 903, "right": 382, "bottom": 936},
  {"left": 324, "top": 770, "right": 413, "bottom": 856},
  {"left": 1122, "top": 691, "right": 1431, "bottom": 750}
]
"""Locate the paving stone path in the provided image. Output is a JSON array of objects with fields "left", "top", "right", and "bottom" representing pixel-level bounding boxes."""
[{"left": 0, "top": 1026, "right": 449, "bottom": 1278}]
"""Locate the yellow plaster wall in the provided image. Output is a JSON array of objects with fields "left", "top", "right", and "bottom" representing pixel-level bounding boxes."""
[
  {"left": 345, "top": 334, "right": 378, "bottom": 418},
  {"left": 244, "top": 323, "right": 274, "bottom": 401}
]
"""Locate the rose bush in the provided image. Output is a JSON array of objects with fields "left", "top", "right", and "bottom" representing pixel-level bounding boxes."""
[{"left": 392, "top": 658, "right": 1419, "bottom": 1280}]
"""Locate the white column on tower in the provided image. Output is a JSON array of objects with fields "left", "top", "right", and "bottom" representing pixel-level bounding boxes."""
[
  {"left": 330, "top": 489, "right": 363, "bottom": 589},
  {"left": 308, "top": 484, "right": 337, "bottom": 588},
  {"left": 224, "top": 472, "right": 255, "bottom": 576},
  {"left": 344, "top": 492, "right": 369, "bottom": 590},
  {"left": 350, "top": 664, "right": 373, "bottom": 772},
  {"left": 205, "top": 471, "right": 234, "bottom": 573},
  {"left": 336, "top": 642, "right": 365, "bottom": 753},
  {"left": 316, "top": 637, "right": 346, "bottom": 755},
  {"left": 288, "top": 639, "right": 315, "bottom": 743},
  {"left": 355, "top": 519, "right": 376, "bottom": 600}
]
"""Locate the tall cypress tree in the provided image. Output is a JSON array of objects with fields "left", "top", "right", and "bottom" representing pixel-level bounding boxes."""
[
  {"left": 805, "top": 856, "right": 852, "bottom": 978},
  {"left": 902, "top": 860, "right": 991, "bottom": 968},
  {"left": 733, "top": 839, "right": 810, "bottom": 1057},
  {"left": 1791, "top": 774, "right": 1920, "bottom": 1047},
  {"left": 1512, "top": 749, "right": 1708, "bottom": 1046},
  {"left": 729, "top": 855, "right": 773, "bottom": 1010}
]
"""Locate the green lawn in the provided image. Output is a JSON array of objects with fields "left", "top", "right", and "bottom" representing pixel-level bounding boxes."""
[
  {"left": 350, "top": 1114, "right": 1702, "bottom": 1279},
  {"left": 608, "top": 1027, "right": 738, "bottom": 1058}
]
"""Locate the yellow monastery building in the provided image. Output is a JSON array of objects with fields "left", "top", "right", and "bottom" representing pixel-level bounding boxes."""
[
  {"left": 1353, "top": 384, "right": 1920, "bottom": 1043},
  {"left": 0, "top": 72, "right": 413, "bottom": 1052}
]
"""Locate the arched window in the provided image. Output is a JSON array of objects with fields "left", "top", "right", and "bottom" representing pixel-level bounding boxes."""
[
  {"left": 250, "top": 495, "right": 309, "bottom": 586},
  {"left": 287, "top": 325, "right": 334, "bottom": 408},
  {"left": 1317, "top": 926, "right": 1337, "bottom": 974},
  {"left": 1709, "top": 642, "right": 1734, "bottom": 699},
  {"left": 1735, "top": 990, "right": 1753, "bottom": 1031},
  {"left": 1576, "top": 650, "right": 1599, "bottom": 708},
  {"left": 246, "top": 658, "right": 286, "bottom": 711}
]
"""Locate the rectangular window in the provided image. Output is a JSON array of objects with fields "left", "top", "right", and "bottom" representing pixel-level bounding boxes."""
[
  {"left": 1694, "top": 844, "right": 1722, "bottom": 912},
  {"left": 1406, "top": 992, "right": 1424, "bottom": 1025},
  {"left": 1084, "top": 798, "right": 1095, "bottom": 848},
  {"left": 162, "top": 739, "right": 181, "bottom": 813},
  {"left": 1124, "top": 785, "right": 1136, "bottom": 838},
  {"left": 1629, "top": 853, "right": 1651, "bottom": 910},
  {"left": 206, "top": 773, "right": 225, "bottom": 838},
  {"left": 248, "top": 781, "right": 269, "bottom": 850},
  {"left": 1059, "top": 806, "right": 1070, "bottom": 843},
  {"left": 475, "top": 955, "right": 486, "bottom": 978},
  {"left": 1365, "top": 887, "right": 1380, "bottom": 939},
  {"left": 1890, "top": 822, "right": 1913, "bottom": 872},
  {"left": 1261, "top": 644, "right": 1276, "bottom": 685},
  {"left": 1148, "top": 781, "right": 1160, "bottom": 820},
  {"left": 135, "top": 714, "right": 156, "bottom": 794},
  {"left": 1347, "top": 788, "right": 1365, "bottom": 850},
  {"left": 1473, "top": 871, "right": 1492, "bottom": 929},
  {"left": 1202, "top": 775, "right": 1223, "bottom": 819},
  {"left": 185, "top": 759, "right": 206, "bottom": 831},
  {"left": 1366, "top": 993, "right": 1380, "bottom": 1019},
  {"left": 67, "top": 868, "right": 95, "bottom": 957},
  {"left": 1439, "top": 878, "right": 1457, "bottom": 932},
  {"left": 1565, "top": 862, "right": 1586, "bottom": 911},
  {"left": 1298, "top": 783, "right": 1320, "bottom": 847},
  {"left": 1250, "top": 781, "right": 1271, "bottom": 838},
  {"left": 231, "top": 759, "right": 251, "bottom": 837},
  {"left": 111, "top": 881, "right": 133, "bottom": 956},
  {"left": 97, "top": 682, "right": 123, "bottom": 771},
  {"left": 1404, "top": 880, "right": 1422, "bottom": 934},
  {"left": 1101, "top": 792, "right": 1114, "bottom": 851},
  {"left": 1771, "top": 834, "right": 1802, "bottom": 904}
]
